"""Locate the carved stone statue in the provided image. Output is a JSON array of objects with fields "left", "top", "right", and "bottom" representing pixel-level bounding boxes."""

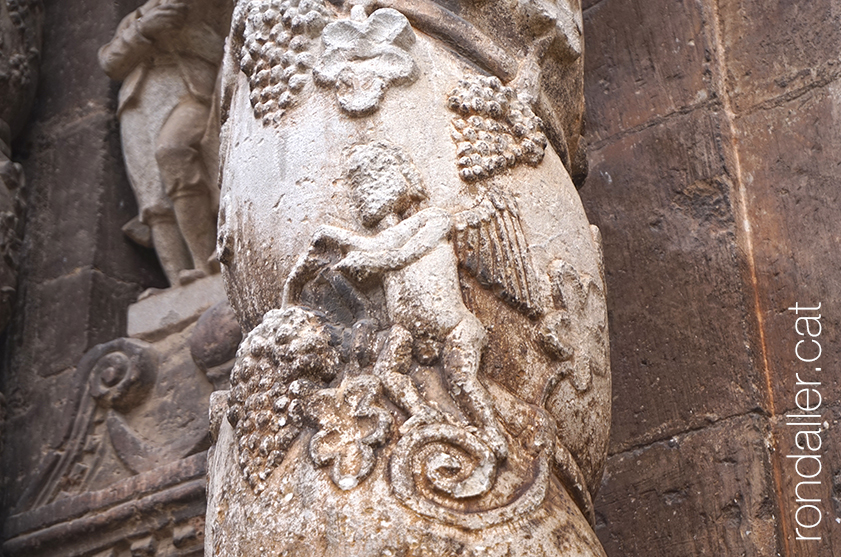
[
  {"left": 208, "top": 1, "right": 609, "bottom": 555},
  {"left": 99, "top": 0, "right": 232, "bottom": 286}
]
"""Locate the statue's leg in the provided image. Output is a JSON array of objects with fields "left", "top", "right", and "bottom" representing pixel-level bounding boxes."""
[
  {"left": 444, "top": 315, "right": 507, "bottom": 459},
  {"left": 119, "top": 104, "right": 191, "bottom": 286},
  {"left": 147, "top": 212, "right": 192, "bottom": 285},
  {"left": 155, "top": 97, "right": 217, "bottom": 278},
  {"left": 374, "top": 325, "right": 444, "bottom": 433}
]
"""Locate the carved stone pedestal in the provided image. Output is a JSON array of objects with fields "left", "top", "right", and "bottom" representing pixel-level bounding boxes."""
[{"left": 3, "top": 276, "right": 241, "bottom": 557}]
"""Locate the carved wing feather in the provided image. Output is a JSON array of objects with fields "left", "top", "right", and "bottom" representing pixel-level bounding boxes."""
[{"left": 454, "top": 192, "right": 542, "bottom": 318}]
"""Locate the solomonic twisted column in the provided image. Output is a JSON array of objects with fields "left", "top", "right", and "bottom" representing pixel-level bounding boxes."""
[{"left": 208, "top": 1, "right": 610, "bottom": 555}]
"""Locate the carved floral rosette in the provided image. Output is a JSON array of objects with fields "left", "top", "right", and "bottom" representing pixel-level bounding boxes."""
[{"left": 209, "top": 1, "right": 608, "bottom": 556}]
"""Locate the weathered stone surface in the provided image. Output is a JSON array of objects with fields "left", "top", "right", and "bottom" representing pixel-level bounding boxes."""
[
  {"left": 0, "top": 391, "right": 6, "bottom": 459},
  {"left": 583, "top": 0, "right": 713, "bottom": 143},
  {"left": 580, "top": 108, "right": 763, "bottom": 452},
  {"left": 3, "top": 454, "right": 207, "bottom": 557},
  {"left": 733, "top": 82, "right": 841, "bottom": 414},
  {"left": 189, "top": 300, "right": 241, "bottom": 391},
  {"left": 0, "top": 0, "right": 42, "bottom": 332},
  {"left": 127, "top": 274, "right": 226, "bottom": 341},
  {"left": 594, "top": 414, "right": 778, "bottom": 556},
  {"left": 20, "top": 112, "right": 164, "bottom": 286},
  {"left": 0, "top": 0, "right": 42, "bottom": 136},
  {"left": 5, "top": 453, "right": 206, "bottom": 539},
  {"left": 15, "top": 269, "right": 138, "bottom": 377},
  {"left": 0, "top": 124, "right": 26, "bottom": 332},
  {"left": 716, "top": 0, "right": 841, "bottom": 113},
  {"left": 190, "top": 301, "right": 242, "bottom": 372},
  {"left": 32, "top": 0, "right": 118, "bottom": 125},
  {"left": 211, "top": 1, "right": 607, "bottom": 555},
  {"left": 771, "top": 405, "right": 841, "bottom": 555},
  {"left": 2, "top": 360, "right": 90, "bottom": 510}
]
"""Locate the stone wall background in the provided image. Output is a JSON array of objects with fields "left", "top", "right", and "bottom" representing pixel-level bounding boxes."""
[
  {"left": 580, "top": 0, "right": 841, "bottom": 554},
  {"left": 0, "top": 0, "right": 166, "bottom": 535},
  {"left": 1, "top": 0, "right": 840, "bottom": 555}
]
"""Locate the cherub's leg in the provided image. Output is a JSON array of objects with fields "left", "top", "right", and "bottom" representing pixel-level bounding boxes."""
[
  {"left": 444, "top": 315, "right": 507, "bottom": 459},
  {"left": 374, "top": 325, "right": 444, "bottom": 434}
]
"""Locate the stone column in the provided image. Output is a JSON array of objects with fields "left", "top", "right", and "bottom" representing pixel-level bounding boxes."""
[{"left": 208, "top": 1, "right": 609, "bottom": 555}]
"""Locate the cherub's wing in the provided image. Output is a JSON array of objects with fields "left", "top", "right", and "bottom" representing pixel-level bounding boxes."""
[{"left": 453, "top": 192, "right": 542, "bottom": 318}]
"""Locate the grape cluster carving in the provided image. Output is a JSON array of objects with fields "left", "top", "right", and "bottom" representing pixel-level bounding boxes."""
[
  {"left": 227, "top": 308, "right": 340, "bottom": 492},
  {"left": 237, "top": 0, "right": 332, "bottom": 126},
  {"left": 447, "top": 76, "right": 548, "bottom": 182}
]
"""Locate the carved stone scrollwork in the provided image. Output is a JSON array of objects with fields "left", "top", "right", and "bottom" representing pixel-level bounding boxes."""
[{"left": 85, "top": 339, "right": 158, "bottom": 413}]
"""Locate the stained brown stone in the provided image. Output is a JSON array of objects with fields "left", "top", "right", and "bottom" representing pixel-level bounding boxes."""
[
  {"left": 734, "top": 82, "right": 841, "bottom": 415},
  {"left": 583, "top": 0, "right": 714, "bottom": 143},
  {"left": 771, "top": 406, "right": 841, "bottom": 556},
  {"left": 594, "top": 414, "right": 778, "bottom": 556},
  {"left": 580, "top": 108, "right": 763, "bottom": 453},
  {"left": 716, "top": 0, "right": 841, "bottom": 113}
]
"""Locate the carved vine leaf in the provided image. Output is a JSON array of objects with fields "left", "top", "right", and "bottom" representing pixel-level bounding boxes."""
[
  {"left": 306, "top": 375, "right": 393, "bottom": 490},
  {"left": 313, "top": 8, "right": 418, "bottom": 116},
  {"left": 229, "top": 306, "right": 394, "bottom": 493},
  {"left": 538, "top": 260, "right": 608, "bottom": 392}
]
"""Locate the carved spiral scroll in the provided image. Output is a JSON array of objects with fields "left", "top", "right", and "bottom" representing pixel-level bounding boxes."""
[
  {"left": 390, "top": 423, "right": 550, "bottom": 529},
  {"left": 82, "top": 338, "right": 157, "bottom": 413}
]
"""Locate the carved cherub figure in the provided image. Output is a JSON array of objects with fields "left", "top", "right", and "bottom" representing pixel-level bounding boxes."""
[{"left": 284, "top": 141, "right": 507, "bottom": 459}]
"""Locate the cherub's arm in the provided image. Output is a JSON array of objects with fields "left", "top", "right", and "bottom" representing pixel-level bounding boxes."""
[
  {"left": 335, "top": 208, "right": 451, "bottom": 281},
  {"left": 312, "top": 213, "right": 430, "bottom": 253},
  {"left": 311, "top": 225, "right": 376, "bottom": 252}
]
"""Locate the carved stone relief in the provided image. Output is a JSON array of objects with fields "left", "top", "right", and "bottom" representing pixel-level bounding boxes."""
[
  {"left": 4, "top": 276, "right": 241, "bottom": 557},
  {"left": 99, "top": 0, "right": 232, "bottom": 287},
  {"left": 0, "top": 0, "right": 41, "bottom": 331},
  {"left": 209, "top": 1, "right": 607, "bottom": 555}
]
